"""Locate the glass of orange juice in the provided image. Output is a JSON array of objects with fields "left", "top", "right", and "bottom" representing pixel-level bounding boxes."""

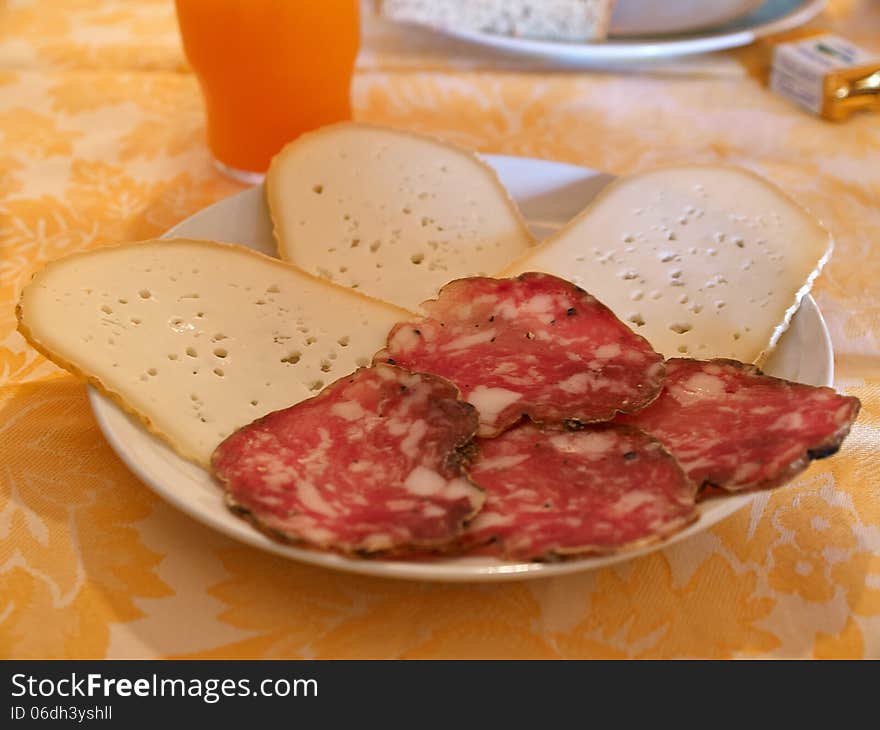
[{"left": 175, "top": 0, "right": 360, "bottom": 183}]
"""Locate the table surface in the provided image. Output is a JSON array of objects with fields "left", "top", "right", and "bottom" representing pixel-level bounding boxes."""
[{"left": 1, "top": 0, "right": 878, "bottom": 659}]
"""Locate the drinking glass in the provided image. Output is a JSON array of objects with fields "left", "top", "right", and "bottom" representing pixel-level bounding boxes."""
[{"left": 175, "top": 0, "right": 360, "bottom": 183}]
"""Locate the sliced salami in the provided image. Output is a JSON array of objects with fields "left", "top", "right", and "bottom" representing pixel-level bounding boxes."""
[
  {"left": 617, "top": 358, "right": 861, "bottom": 493},
  {"left": 375, "top": 273, "right": 665, "bottom": 437},
  {"left": 462, "top": 423, "right": 697, "bottom": 560},
  {"left": 211, "top": 364, "right": 483, "bottom": 553}
]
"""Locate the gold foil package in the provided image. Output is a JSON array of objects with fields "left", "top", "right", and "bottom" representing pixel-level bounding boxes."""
[{"left": 769, "top": 33, "right": 880, "bottom": 121}]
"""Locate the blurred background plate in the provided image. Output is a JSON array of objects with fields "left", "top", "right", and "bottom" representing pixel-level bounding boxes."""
[
  {"left": 421, "top": 0, "right": 826, "bottom": 62},
  {"left": 611, "top": 0, "right": 765, "bottom": 36}
]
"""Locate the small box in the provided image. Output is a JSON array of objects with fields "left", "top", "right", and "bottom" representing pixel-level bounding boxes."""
[{"left": 769, "top": 33, "right": 880, "bottom": 121}]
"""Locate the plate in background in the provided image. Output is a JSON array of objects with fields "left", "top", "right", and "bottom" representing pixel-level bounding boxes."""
[
  {"left": 419, "top": 0, "right": 826, "bottom": 63},
  {"left": 88, "top": 155, "right": 833, "bottom": 582},
  {"left": 611, "top": 0, "right": 765, "bottom": 37}
]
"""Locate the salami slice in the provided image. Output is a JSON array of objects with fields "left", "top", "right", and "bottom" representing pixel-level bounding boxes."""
[
  {"left": 462, "top": 423, "right": 697, "bottom": 560},
  {"left": 375, "top": 273, "right": 665, "bottom": 437},
  {"left": 617, "top": 358, "right": 861, "bottom": 493},
  {"left": 211, "top": 364, "right": 483, "bottom": 553}
]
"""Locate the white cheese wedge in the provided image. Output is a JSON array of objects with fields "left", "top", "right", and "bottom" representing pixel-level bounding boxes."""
[
  {"left": 502, "top": 166, "right": 832, "bottom": 364},
  {"left": 17, "top": 239, "right": 411, "bottom": 467},
  {"left": 267, "top": 122, "right": 534, "bottom": 311}
]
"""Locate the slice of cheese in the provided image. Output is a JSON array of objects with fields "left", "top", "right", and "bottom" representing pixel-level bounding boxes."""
[
  {"left": 17, "top": 239, "right": 411, "bottom": 467},
  {"left": 266, "top": 122, "right": 534, "bottom": 311},
  {"left": 502, "top": 165, "right": 832, "bottom": 364}
]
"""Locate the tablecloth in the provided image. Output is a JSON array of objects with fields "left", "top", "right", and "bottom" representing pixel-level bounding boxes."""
[{"left": 1, "top": 0, "right": 878, "bottom": 659}]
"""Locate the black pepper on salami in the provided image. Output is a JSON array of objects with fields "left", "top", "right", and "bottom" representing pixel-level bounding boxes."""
[
  {"left": 617, "top": 358, "right": 861, "bottom": 493},
  {"left": 462, "top": 422, "right": 697, "bottom": 560},
  {"left": 375, "top": 273, "right": 665, "bottom": 437},
  {"left": 211, "top": 364, "right": 484, "bottom": 553}
]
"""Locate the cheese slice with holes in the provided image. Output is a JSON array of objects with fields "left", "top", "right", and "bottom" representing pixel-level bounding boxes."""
[
  {"left": 502, "top": 166, "right": 832, "bottom": 364},
  {"left": 267, "top": 122, "right": 534, "bottom": 311},
  {"left": 17, "top": 239, "right": 411, "bottom": 467}
]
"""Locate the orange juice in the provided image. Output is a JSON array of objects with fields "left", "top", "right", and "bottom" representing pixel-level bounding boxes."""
[{"left": 175, "top": 0, "right": 360, "bottom": 177}]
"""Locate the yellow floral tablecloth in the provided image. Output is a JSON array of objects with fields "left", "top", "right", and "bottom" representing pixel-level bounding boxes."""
[{"left": 1, "top": 0, "right": 878, "bottom": 659}]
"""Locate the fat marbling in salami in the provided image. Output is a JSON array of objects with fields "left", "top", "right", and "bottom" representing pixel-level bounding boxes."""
[
  {"left": 212, "top": 364, "right": 483, "bottom": 553},
  {"left": 462, "top": 422, "right": 697, "bottom": 560},
  {"left": 375, "top": 273, "right": 665, "bottom": 436},
  {"left": 617, "top": 358, "right": 861, "bottom": 492}
]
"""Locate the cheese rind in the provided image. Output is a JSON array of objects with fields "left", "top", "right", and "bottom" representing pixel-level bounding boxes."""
[
  {"left": 16, "top": 239, "right": 411, "bottom": 467},
  {"left": 267, "top": 122, "right": 534, "bottom": 311},
  {"left": 502, "top": 165, "right": 832, "bottom": 364}
]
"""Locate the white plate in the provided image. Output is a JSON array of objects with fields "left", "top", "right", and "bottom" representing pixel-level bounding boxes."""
[
  {"left": 611, "top": 0, "right": 765, "bottom": 37},
  {"left": 423, "top": 0, "right": 826, "bottom": 62},
  {"left": 88, "top": 155, "right": 833, "bottom": 582}
]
